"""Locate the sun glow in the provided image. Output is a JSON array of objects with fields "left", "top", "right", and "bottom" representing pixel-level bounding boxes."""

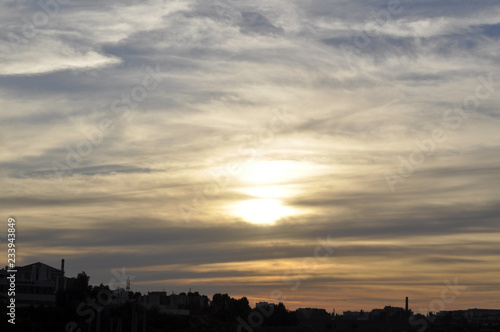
[
  {"left": 237, "top": 160, "right": 319, "bottom": 184},
  {"left": 236, "top": 185, "right": 298, "bottom": 198},
  {"left": 229, "top": 199, "right": 297, "bottom": 225},
  {"left": 223, "top": 160, "right": 317, "bottom": 224}
]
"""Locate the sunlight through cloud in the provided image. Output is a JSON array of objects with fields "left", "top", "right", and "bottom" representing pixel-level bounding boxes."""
[{"left": 227, "top": 199, "right": 299, "bottom": 225}]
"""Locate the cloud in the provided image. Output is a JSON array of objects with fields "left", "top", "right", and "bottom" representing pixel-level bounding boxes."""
[{"left": 0, "top": 43, "right": 121, "bottom": 76}]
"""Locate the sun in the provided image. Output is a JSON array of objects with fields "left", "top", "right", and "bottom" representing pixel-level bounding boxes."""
[
  {"left": 221, "top": 161, "right": 315, "bottom": 224},
  {"left": 228, "top": 198, "right": 298, "bottom": 225}
]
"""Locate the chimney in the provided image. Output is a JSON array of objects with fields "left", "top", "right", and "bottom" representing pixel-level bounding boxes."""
[
  {"left": 61, "top": 259, "right": 65, "bottom": 275},
  {"left": 405, "top": 297, "right": 409, "bottom": 312}
]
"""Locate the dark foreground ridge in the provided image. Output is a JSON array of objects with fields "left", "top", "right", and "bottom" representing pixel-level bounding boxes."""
[{"left": 1, "top": 261, "right": 499, "bottom": 331}]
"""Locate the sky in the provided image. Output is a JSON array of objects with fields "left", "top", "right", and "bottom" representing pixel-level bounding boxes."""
[{"left": 1, "top": 0, "right": 500, "bottom": 314}]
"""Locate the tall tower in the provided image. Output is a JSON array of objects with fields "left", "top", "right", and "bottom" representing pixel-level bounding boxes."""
[
  {"left": 126, "top": 277, "right": 130, "bottom": 292},
  {"left": 405, "top": 297, "right": 409, "bottom": 312}
]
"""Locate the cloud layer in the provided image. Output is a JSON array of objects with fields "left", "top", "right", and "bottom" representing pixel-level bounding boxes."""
[{"left": 1, "top": 0, "right": 500, "bottom": 312}]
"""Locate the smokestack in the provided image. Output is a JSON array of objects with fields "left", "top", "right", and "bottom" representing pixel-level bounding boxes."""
[
  {"left": 405, "top": 297, "right": 409, "bottom": 312},
  {"left": 61, "top": 259, "right": 65, "bottom": 274}
]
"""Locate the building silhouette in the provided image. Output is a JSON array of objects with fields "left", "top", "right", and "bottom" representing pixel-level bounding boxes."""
[{"left": 0, "top": 259, "right": 74, "bottom": 307}]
